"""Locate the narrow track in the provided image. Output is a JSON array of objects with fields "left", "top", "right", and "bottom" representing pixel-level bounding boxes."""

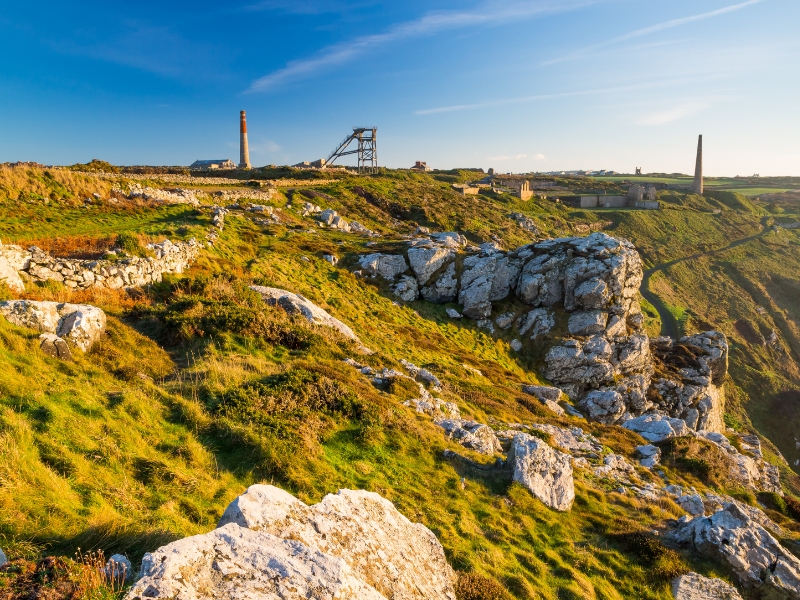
[{"left": 639, "top": 216, "right": 772, "bottom": 338}]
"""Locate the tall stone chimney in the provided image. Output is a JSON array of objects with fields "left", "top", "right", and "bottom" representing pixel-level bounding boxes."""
[
  {"left": 692, "top": 134, "right": 703, "bottom": 194},
  {"left": 239, "top": 110, "right": 251, "bottom": 169}
]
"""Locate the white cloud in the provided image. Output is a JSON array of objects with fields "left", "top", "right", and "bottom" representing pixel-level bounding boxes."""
[
  {"left": 414, "top": 76, "right": 706, "bottom": 115},
  {"left": 637, "top": 102, "right": 708, "bottom": 125},
  {"left": 533, "top": 153, "right": 546, "bottom": 160},
  {"left": 247, "top": 0, "right": 599, "bottom": 92},
  {"left": 515, "top": 153, "right": 528, "bottom": 159},
  {"left": 543, "top": 0, "right": 766, "bottom": 65}
]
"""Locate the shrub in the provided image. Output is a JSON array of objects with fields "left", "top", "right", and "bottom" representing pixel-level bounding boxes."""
[
  {"left": 455, "top": 572, "right": 512, "bottom": 600},
  {"left": 610, "top": 532, "right": 688, "bottom": 580},
  {"left": 785, "top": 496, "right": 800, "bottom": 521},
  {"left": 758, "top": 491, "right": 788, "bottom": 516},
  {"left": 116, "top": 231, "right": 150, "bottom": 258}
]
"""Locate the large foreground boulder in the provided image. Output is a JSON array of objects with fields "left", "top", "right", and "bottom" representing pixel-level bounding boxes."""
[
  {"left": 250, "top": 286, "right": 361, "bottom": 343},
  {"left": 126, "top": 523, "right": 385, "bottom": 600},
  {"left": 671, "top": 502, "right": 800, "bottom": 598},
  {"left": 671, "top": 572, "right": 742, "bottom": 600},
  {"left": 217, "top": 485, "right": 457, "bottom": 600},
  {"left": 507, "top": 433, "right": 575, "bottom": 511},
  {"left": 0, "top": 300, "right": 106, "bottom": 352}
]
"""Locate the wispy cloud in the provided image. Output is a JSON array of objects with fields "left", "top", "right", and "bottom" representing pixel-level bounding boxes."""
[
  {"left": 543, "top": 0, "right": 766, "bottom": 65},
  {"left": 246, "top": 0, "right": 598, "bottom": 92},
  {"left": 414, "top": 76, "right": 707, "bottom": 115},
  {"left": 637, "top": 102, "right": 709, "bottom": 125}
]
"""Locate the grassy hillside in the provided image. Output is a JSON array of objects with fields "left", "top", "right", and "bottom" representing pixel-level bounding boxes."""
[{"left": 2, "top": 165, "right": 800, "bottom": 598}]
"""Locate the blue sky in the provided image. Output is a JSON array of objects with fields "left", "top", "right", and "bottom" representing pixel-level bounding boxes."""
[{"left": 1, "top": 0, "right": 797, "bottom": 175}]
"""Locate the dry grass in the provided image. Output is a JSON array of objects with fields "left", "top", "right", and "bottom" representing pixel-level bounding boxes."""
[
  {"left": 0, "top": 165, "right": 113, "bottom": 203},
  {"left": 16, "top": 283, "right": 145, "bottom": 311},
  {"left": 14, "top": 234, "right": 116, "bottom": 259}
]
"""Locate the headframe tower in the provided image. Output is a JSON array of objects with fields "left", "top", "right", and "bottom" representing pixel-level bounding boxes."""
[{"left": 326, "top": 127, "right": 378, "bottom": 173}]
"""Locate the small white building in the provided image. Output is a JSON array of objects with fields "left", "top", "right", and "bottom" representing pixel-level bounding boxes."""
[{"left": 190, "top": 159, "right": 235, "bottom": 170}]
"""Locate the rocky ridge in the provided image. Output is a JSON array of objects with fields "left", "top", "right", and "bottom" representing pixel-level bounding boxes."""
[{"left": 352, "top": 231, "right": 731, "bottom": 440}]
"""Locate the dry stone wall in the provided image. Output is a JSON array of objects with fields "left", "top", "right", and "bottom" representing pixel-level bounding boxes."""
[{"left": 0, "top": 239, "right": 201, "bottom": 291}]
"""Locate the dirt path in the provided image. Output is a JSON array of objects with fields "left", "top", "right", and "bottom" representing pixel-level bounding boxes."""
[{"left": 640, "top": 216, "right": 772, "bottom": 338}]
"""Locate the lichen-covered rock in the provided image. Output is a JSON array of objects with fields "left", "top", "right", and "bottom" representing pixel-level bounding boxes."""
[
  {"left": 435, "top": 419, "right": 502, "bottom": 455},
  {"left": 38, "top": 333, "right": 73, "bottom": 361},
  {"left": 422, "top": 262, "right": 458, "bottom": 303},
  {"left": 568, "top": 310, "right": 609, "bottom": 336},
  {"left": 392, "top": 275, "right": 419, "bottom": 301},
  {"left": 517, "top": 307, "right": 554, "bottom": 339},
  {"left": 218, "top": 485, "right": 457, "bottom": 600},
  {"left": 670, "top": 502, "right": 800, "bottom": 598},
  {"left": 671, "top": 573, "right": 743, "bottom": 600},
  {"left": 623, "top": 412, "right": 689, "bottom": 442},
  {"left": 649, "top": 333, "right": 728, "bottom": 432},
  {"left": 250, "top": 286, "right": 361, "bottom": 343},
  {"left": 105, "top": 554, "right": 133, "bottom": 583},
  {"left": 635, "top": 444, "right": 661, "bottom": 468},
  {"left": 408, "top": 247, "right": 455, "bottom": 285},
  {"left": 593, "top": 453, "right": 637, "bottom": 483},
  {"left": 359, "top": 253, "right": 409, "bottom": 279},
  {"left": 0, "top": 256, "right": 24, "bottom": 292},
  {"left": 0, "top": 300, "right": 106, "bottom": 352},
  {"left": 508, "top": 433, "right": 575, "bottom": 511},
  {"left": 578, "top": 389, "right": 625, "bottom": 424},
  {"left": 530, "top": 424, "right": 602, "bottom": 456},
  {"left": 697, "top": 431, "right": 782, "bottom": 494},
  {"left": 522, "top": 385, "right": 565, "bottom": 415},
  {"left": 125, "top": 523, "right": 385, "bottom": 600}
]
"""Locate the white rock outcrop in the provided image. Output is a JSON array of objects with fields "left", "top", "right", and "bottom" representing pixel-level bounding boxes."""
[
  {"left": 0, "top": 300, "right": 106, "bottom": 352},
  {"left": 0, "top": 256, "right": 24, "bottom": 291},
  {"left": 671, "top": 572, "right": 743, "bottom": 600},
  {"left": 217, "top": 485, "right": 457, "bottom": 600},
  {"left": 649, "top": 333, "right": 728, "bottom": 432},
  {"left": 435, "top": 419, "right": 502, "bottom": 455},
  {"left": 671, "top": 502, "right": 800, "bottom": 598},
  {"left": 250, "top": 286, "right": 361, "bottom": 343},
  {"left": 508, "top": 433, "right": 575, "bottom": 511},
  {"left": 622, "top": 412, "right": 689, "bottom": 443},
  {"left": 697, "top": 431, "right": 782, "bottom": 494},
  {"left": 359, "top": 253, "right": 408, "bottom": 280},
  {"left": 126, "top": 523, "right": 386, "bottom": 600}
]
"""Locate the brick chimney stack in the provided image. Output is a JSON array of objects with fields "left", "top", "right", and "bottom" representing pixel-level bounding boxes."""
[
  {"left": 692, "top": 135, "right": 703, "bottom": 194},
  {"left": 239, "top": 111, "right": 251, "bottom": 169}
]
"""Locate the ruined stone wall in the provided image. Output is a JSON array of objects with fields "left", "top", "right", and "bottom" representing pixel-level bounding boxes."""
[{"left": 0, "top": 239, "right": 201, "bottom": 290}]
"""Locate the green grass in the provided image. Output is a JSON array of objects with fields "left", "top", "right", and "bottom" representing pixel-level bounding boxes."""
[
  {"left": 2, "top": 167, "right": 800, "bottom": 598},
  {"left": 713, "top": 187, "right": 798, "bottom": 196}
]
